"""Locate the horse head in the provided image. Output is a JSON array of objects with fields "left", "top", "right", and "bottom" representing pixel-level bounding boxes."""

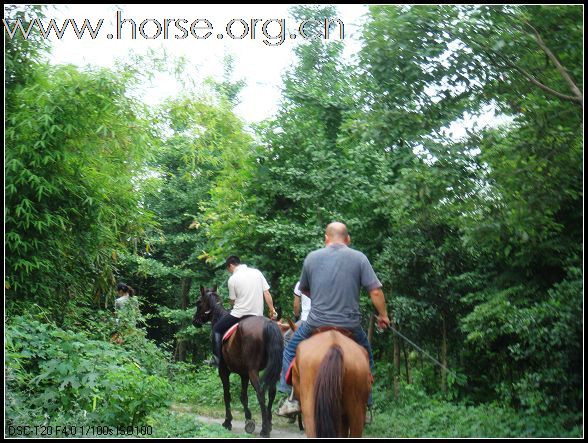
[{"left": 193, "top": 285, "right": 219, "bottom": 327}]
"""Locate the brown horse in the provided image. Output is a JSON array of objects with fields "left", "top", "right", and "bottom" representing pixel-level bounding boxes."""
[
  {"left": 192, "top": 286, "right": 283, "bottom": 438},
  {"left": 291, "top": 329, "right": 372, "bottom": 437}
]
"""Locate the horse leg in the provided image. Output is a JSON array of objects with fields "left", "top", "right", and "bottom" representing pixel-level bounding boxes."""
[
  {"left": 240, "top": 374, "right": 256, "bottom": 434},
  {"left": 240, "top": 374, "right": 252, "bottom": 421},
  {"left": 219, "top": 365, "right": 233, "bottom": 430},
  {"left": 345, "top": 386, "right": 368, "bottom": 437},
  {"left": 248, "top": 369, "right": 270, "bottom": 438},
  {"left": 348, "top": 409, "right": 365, "bottom": 437},
  {"left": 267, "top": 379, "right": 277, "bottom": 432},
  {"left": 342, "top": 415, "right": 350, "bottom": 437},
  {"left": 299, "top": 383, "right": 316, "bottom": 437}
]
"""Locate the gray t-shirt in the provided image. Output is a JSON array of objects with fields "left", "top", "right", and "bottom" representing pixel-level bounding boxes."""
[{"left": 299, "top": 244, "right": 382, "bottom": 328}]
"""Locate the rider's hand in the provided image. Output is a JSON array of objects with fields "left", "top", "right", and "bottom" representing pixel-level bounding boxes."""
[
  {"left": 377, "top": 314, "right": 390, "bottom": 330},
  {"left": 270, "top": 309, "right": 278, "bottom": 321}
]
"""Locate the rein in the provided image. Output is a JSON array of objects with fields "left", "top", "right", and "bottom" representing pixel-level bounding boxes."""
[{"left": 381, "top": 324, "right": 458, "bottom": 379}]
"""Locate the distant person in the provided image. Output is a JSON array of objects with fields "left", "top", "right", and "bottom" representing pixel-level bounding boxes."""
[
  {"left": 115, "top": 282, "right": 134, "bottom": 312},
  {"left": 112, "top": 282, "right": 139, "bottom": 342}
]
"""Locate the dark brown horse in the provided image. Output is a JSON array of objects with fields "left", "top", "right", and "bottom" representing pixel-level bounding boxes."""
[
  {"left": 291, "top": 329, "right": 372, "bottom": 437},
  {"left": 192, "top": 286, "right": 283, "bottom": 438}
]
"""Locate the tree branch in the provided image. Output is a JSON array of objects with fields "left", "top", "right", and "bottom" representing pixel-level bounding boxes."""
[
  {"left": 523, "top": 20, "right": 583, "bottom": 106},
  {"left": 484, "top": 49, "right": 583, "bottom": 106}
]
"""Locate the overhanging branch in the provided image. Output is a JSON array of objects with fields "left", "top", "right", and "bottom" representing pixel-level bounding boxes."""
[{"left": 522, "top": 20, "right": 583, "bottom": 106}]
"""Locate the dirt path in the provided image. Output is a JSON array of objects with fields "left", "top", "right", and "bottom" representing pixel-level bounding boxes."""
[{"left": 171, "top": 403, "right": 306, "bottom": 439}]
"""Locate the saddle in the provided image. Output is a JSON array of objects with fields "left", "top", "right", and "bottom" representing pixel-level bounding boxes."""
[
  {"left": 223, "top": 323, "right": 239, "bottom": 342},
  {"left": 222, "top": 315, "right": 255, "bottom": 342},
  {"left": 285, "top": 359, "right": 296, "bottom": 386}
]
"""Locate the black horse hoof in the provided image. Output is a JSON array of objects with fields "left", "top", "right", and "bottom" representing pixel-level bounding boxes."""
[
  {"left": 260, "top": 430, "right": 270, "bottom": 438},
  {"left": 245, "top": 419, "right": 255, "bottom": 434},
  {"left": 222, "top": 420, "right": 232, "bottom": 431}
]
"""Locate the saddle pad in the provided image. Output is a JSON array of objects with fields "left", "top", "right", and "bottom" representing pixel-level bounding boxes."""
[
  {"left": 311, "top": 325, "right": 353, "bottom": 338},
  {"left": 285, "top": 358, "right": 296, "bottom": 386},
  {"left": 223, "top": 323, "right": 239, "bottom": 342}
]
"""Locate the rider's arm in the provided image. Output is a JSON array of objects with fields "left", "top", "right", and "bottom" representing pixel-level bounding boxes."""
[
  {"left": 263, "top": 289, "right": 278, "bottom": 320},
  {"left": 369, "top": 287, "right": 390, "bottom": 328},
  {"left": 293, "top": 294, "right": 301, "bottom": 318},
  {"left": 228, "top": 277, "right": 237, "bottom": 306}
]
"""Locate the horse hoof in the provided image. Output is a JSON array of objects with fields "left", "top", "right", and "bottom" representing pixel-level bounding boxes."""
[
  {"left": 260, "top": 430, "right": 270, "bottom": 438},
  {"left": 245, "top": 419, "right": 255, "bottom": 434},
  {"left": 222, "top": 421, "right": 232, "bottom": 431}
]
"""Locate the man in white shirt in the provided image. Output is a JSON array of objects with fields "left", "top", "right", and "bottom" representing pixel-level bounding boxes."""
[
  {"left": 208, "top": 255, "right": 278, "bottom": 367},
  {"left": 284, "top": 282, "right": 311, "bottom": 345},
  {"left": 293, "top": 281, "right": 311, "bottom": 323}
]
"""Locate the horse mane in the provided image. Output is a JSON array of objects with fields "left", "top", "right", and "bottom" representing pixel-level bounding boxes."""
[{"left": 204, "top": 289, "right": 228, "bottom": 323}]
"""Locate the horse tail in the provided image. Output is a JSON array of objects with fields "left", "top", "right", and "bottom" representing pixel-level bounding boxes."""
[
  {"left": 314, "top": 344, "right": 344, "bottom": 438},
  {"left": 261, "top": 320, "right": 284, "bottom": 394}
]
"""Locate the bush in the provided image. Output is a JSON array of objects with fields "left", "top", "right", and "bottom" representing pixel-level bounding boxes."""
[
  {"left": 366, "top": 399, "right": 582, "bottom": 438},
  {"left": 366, "top": 363, "right": 582, "bottom": 438},
  {"left": 5, "top": 313, "right": 171, "bottom": 428}
]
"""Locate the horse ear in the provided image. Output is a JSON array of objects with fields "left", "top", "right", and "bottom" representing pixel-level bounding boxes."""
[
  {"left": 213, "top": 285, "right": 217, "bottom": 293},
  {"left": 200, "top": 286, "right": 205, "bottom": 296}
]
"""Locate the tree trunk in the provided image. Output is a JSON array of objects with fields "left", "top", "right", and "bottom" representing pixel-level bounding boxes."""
[
  {"left": 392, "top": 320, "right": 401, "bottom": 399},
  {"left": 441, "top": 313, "right": 448, "bottom": 394},
  {"left": 192, "top": 342, "right": 199, "bottom": 364},
  {"left": 402, "top": 341, "right": 412, "bottom": 384},
  {"left": 175, "top": 277, "right": 192, "bottom": 362}
]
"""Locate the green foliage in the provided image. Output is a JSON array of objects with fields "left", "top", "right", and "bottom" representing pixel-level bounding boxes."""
[
  {"left": 170, "top": 363, "right": 226, "bottom": 407},
  {"left": 366, "top": 398, "right": 581, "bottom": 438},
  {"left": 358, "top": 4, "right": 582, "bottom": 415},
  {"left": 117, "top": 88, "right": 257, "bottom": 361},
  {"left": 3, "top": 3, "right": 582, "bottom": 434},
  {"left": 461, "top": 266, "right": 582, "bottom": 413},
  {"left": 145, "top": 409, "right": 250, "bottom": 438},
  {"left": 5, "top": 61, "right": 155, "bottom": 315},
  {"left": 5, "top": 312, "right": 171, "bottom": 427},
  {"left": 101, "top": 364, "right": 170, "bottom": 426},
  {"left": 4, "top": 5, "right": 50, "bottom": 98},
  {"left": 367, "top": 365, "right": 581, "bottom": 437},
  {"left": 199, "top": 5, "right": 385, "bottom": 315}
]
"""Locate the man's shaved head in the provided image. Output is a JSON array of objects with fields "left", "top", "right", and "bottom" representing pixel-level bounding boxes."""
[{"left": 325, "top": 222, "right": 349, "bottom": 242}]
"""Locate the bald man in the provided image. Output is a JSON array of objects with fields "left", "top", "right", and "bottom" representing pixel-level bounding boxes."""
[{"left": 277, "top": 222, "right": 390, "bottom": 418}]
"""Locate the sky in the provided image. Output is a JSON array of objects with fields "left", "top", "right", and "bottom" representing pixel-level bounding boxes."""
[
  {"left": 42, "top": 4, "right": 369, "bottom": 123},
  {"left": 17, "top": 3, "right": 512, "bottom": 138}
]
